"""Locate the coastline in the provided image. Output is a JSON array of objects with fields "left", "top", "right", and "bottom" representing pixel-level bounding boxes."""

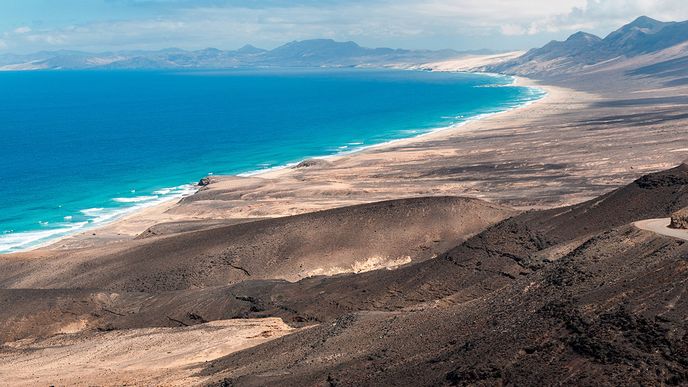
[
  {"left": 248, "top": 74, "right": 551, "bottom": 180},
  {"left": 25, "top": 73, "right": 555, "bottom": 253},
  {"left": 7, "top": 15, "right": 688, "bottom": 385},
  {"left": 249, "top": 75, "right": 555, "bottom": 189},
  {"left": 2, "top": 70, "right": 546, "bottom": 255}
]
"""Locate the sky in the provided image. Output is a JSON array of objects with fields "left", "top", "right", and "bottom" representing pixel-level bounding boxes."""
[{"left": 0, "top": 0, "right": 687, "bottom": 53}]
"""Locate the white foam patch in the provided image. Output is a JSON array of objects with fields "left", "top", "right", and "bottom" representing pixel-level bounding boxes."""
[
  {"left": 0, "top": 221, "right": 89, "bottom": 253},
  {"left": 1, "top": 184, "right": 198, "bottom": 254},
  {"left": 153, "top": 184, "right": 193, "bottom": 195},
  {"left": 1, "top": 73, "right": 544, "bottom": 255},
  {"left": 112, "top": 195, "right": 159, "bottom": 203},
  {"left": 80, "top": 208, "right": 105, "bottom": 217}
]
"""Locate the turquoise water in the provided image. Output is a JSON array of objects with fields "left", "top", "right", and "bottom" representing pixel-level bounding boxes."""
[{"left": 0, "top": 68, "right": 544, "bottom": 253}]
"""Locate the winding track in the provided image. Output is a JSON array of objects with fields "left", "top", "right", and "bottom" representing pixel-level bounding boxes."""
[{"left": 634, "top": 218, "right": 688, "bottom": 241}]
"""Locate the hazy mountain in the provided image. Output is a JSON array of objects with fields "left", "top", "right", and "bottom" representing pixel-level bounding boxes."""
[
  {"left": 0, "top": 39, "right": 471, "bottom": 71},
  {"left": 235, "top": 44, "right": 266, "bottom": 55},
  {"left": 492, "top": 16, "right": 688, "bottom": 76}
]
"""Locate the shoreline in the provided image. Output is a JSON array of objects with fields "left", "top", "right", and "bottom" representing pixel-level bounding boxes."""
[
  {"left": 238, "top": 73, "right": 545, "bottom": 177},
  {"left": 245, "top": 74, "right": 551, "bottom": 181},
  {"left": 5, "top": 72, "right": 553, "bottom": 254}
]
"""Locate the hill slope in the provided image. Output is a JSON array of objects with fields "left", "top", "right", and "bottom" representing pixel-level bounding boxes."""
[
  {"left": 492, "top": 16, "right": 688, "bottom": 77},
  {"left": 3, "top": 165, "right": 688, "bottom": 385},
  {"left": 0, "top": 196, "right": 514, "bottom": 292}
]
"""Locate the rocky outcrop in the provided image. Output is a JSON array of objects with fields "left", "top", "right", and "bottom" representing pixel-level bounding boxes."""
[
  {"left": 670, "top": 207, "right": 688, "bottom": 229},
  {"left": 292, "top": 158, "right": 331, "bottom": 169},
  {"left": 198, "top": 176, "right": 215, "bottom": 187}
]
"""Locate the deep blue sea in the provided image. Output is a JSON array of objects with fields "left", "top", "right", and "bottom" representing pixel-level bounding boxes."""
[{"left": 0, "top": 68, "right": 544, "bottom": 253}]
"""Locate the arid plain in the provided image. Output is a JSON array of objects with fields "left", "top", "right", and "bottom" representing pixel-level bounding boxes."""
[{"left": 3, "top": 17, "right": 688, "bottom": 386}]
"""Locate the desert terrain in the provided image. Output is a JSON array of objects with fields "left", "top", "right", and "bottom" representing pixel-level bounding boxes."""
[{"left": 2, "top": 16, "right": 688, "bottom": 386}]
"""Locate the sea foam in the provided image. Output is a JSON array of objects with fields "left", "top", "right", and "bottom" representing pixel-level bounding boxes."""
[
  {"left": 0, "top": 221, "right": 89, "bottom": 252},
  {"left": 0, "top": 184, "right": 197, "bottom": 253},
  {"left": 112, "top": 195, "right": 159, "bottom": 203},
  {"left": 0, "top": 70, "right": 544, "bottom": 255}
]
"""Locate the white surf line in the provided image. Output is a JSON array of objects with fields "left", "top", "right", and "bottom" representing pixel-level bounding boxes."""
[{"left": 634, "top": 218, "right": 688, "bottom": 241}]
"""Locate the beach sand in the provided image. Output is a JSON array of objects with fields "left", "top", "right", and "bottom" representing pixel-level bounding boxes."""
[
  {"left": 0, "top": 318, "right": 297, "bottom": 386},
  {"left": 43, "top": 71, "right": 688, "bottom": 251},
  {"left": 4, "top": 53, "right": 688, "bottom": 385}
]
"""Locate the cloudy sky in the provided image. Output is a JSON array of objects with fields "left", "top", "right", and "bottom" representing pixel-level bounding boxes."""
[{"left": 0, "top": 0, "right": 686, "bottom": 53}]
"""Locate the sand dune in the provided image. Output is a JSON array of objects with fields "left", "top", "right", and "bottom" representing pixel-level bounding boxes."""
[
  {"left": 411, "top": 51, "right": 525, "bottom": 72},
  {"left": 1, "top": 318, "right": 295, "bottom": 386}
]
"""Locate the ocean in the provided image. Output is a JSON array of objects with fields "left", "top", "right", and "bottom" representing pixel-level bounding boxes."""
[{"left": 0, "top": 68, "right": 544, "bottom": 253}]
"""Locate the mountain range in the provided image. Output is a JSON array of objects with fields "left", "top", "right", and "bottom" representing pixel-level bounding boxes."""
[
  {"left": 4, "top": 14, "right": 688, "bottom": 386},
  {"left": 0, "top": 40, "right": 483, "bottom": 71},
  {"left": 491, "top": 16, "right": 688, "bottom": 77},
  {"left": 2, "top": 16, "right": 688, "bottom": 76}
]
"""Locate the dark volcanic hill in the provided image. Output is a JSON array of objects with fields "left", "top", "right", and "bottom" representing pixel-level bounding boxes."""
[
  {"left": 193, "top": 163, "right": 688, "bottom": 386},
  {"left": 0, "top": 197, "right": 513, "bottom": 292},
  {"left": 2, "top": 165, "right": 688, "bottom": 385}
]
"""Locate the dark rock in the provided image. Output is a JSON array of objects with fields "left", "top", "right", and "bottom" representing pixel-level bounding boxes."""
[
  {"left": 669, "top": 207, "right": 688, "bottom": 229},
  {"left": 198, "top": 176, "right": 215, "bottom": 186}
]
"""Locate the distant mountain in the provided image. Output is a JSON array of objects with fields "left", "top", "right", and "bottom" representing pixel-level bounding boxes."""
[
  {"left": 0, "top": 39, "right": 477, "bottom": 71},
  {"left": 491, "top": 16, "right": 688, "bottom": 76},
  {"left": 235, "top": 44, "right": 266, "bottom": 55}
]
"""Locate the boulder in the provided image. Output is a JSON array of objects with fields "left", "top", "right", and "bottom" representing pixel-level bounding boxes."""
[
  {"left": 669, "top": 207, "right": 688, "bottom": 229},
  {"left": 198, "top": 176, "right": 215, "bottom": 187}
]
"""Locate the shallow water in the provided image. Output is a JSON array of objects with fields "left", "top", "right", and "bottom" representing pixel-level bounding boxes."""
[{"left": 0, "top": 68, "right": 544, "bottom": 253}]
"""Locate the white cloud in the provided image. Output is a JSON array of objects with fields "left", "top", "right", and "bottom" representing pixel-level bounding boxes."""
[
  {"left": 538, "top": 0, "right": 688, "bottom": 36},
  {"left": 25, "top": 33, "right": 67, "bottom": 45},
  {"left": 2, "top": 0, "right": 688, "bottom": 52},
  {"left": 500, "top": 24, "right": 528, "bottom": 36},
  {"left": 13, "top": 26, "right": 32, "bottom": 34}
]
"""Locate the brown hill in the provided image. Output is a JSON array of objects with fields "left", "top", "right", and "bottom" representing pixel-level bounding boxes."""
[
  {"left": 3, "top": 165, "right": 688, "bottom": 385},
  {"left": 202, "top": 225, "right": 687, "bottom": 386},
  {"left": 0, "top": 197, "right": 513, "bottom": 292},
  {"left": 192, "top": 163, "right": 688, "bottom": 385}
]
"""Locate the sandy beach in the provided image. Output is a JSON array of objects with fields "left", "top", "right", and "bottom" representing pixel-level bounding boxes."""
[
  {"left": 40, "top": 69, "right": 687, "bottom": 252},
  {"left": 1, "top": 59, "right": 688, "bottom": 387},
  {"left": 43, "top": 76, "right": 559, "bottom": 249},
  {"left": 1, "top": 318, "right": 297, "bottom": 386},
  {"left": 5, "top": 11, "right": 688, "bottom": 385}
]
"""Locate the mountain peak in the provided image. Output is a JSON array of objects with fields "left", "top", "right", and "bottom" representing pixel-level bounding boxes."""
[
  {"left": 283, "top": 39, "right": 360, "bottom": 48},
  {"left": 628, "top": 16, "right": 663, "bottom": 29},
  {"left": 236, "top": 44, "right": 265, "bottom": 54},
  {"left": 602, "top": 15, "right": 674, "bottom": 52},
  {"left": 493, "top": 15, "right": 688, "bottom": 76},
  {"left": 268, "top": 39, "right": 366, "bottom": 59},
  {"left": 608, "top": 16, "right": 667, "bottom": 38},
  {"left": 566, "top": 31, "right": 602, "bottom": 43}
]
